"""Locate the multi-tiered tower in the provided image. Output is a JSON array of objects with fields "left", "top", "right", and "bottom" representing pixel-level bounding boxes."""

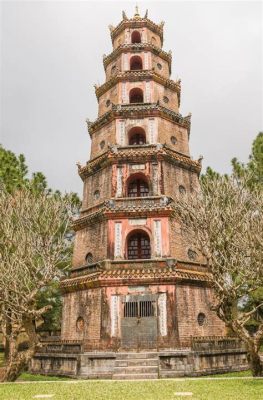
[{"left": 60, "top": 9, "right": 225, "bottom": 351}]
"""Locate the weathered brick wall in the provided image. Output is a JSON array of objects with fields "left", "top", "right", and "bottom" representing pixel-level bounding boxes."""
[
  {"left": 61, "top": 289, "right": 102, "bottom": 341},
  {"left": 158, "top": 120, "right": 189, "bottom": 155},
  {"left": 105, "top": 55, "right": 123, "bottom": 81},
  {"left": 72, "top": 220, "right": 108, "bottom": 268},
  {"left": 82, "top": 165, "right": 112, "bottom": 209},
  {"left": 145, "top": 30, "right": 162, "bottom": 48},
  {"left": 98, "top": 84, "right": 119, "bottom": 116},
  {"left": 169, "top": 217, "right": 205, "bottom": 263},
  {"left": 176, "top": 284, "right": 226, "bottom": 345},
  {"left": 162, "top": 162, "right": 199, "bottom": 198},
  {"left": 90, "top": 121, "right": 115, "bottom": 159},
  {"left": 152, "top": 54, "right": 170, "bottom": 78},
  {"left": 153, "top": 82, "right": 178, "bottom": 112},
  {"left": 112, "top": 30, "right": 126, "bottom": 50}
]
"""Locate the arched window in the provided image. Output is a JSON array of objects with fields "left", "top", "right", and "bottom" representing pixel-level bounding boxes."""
[
  {"left": 129, "top": 88, "right": 143, "bottom": 103},
  {"left": 76, "top": 317, "right": 84, "bottom": 332},
  {"left": 131, "top": 30, "right": 141, "bottom": 44},
  {"left": 128, "top": 177, "right": 149, "bottom": 197},
  {"left": 128, "top": 127, "right": 146, "bottom": 145},
  {"left": 130, "top": 55, "right": 143, "bottom": 71},
  {"left": 127, "top": 231, "right": 151, "bottom": 260}
]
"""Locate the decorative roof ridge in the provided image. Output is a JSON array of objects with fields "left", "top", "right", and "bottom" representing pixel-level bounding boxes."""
[
  {"left": 77, "top": 144, "right": 201, "bottom": 180},
  {"left": 103, "top": 42, "right": 171, "bottom": 70},
  {"left": 87, "top": 103, "right": 190, "bottom": 135},
  {"left": 109, "top": 18, "right": 164, "bottom": 45},
  {"left": 60, "top": 266, "right": 212, "bottom": 290},
  {"left": 95, "top": 70, "right": 181, "bottom": 100}
]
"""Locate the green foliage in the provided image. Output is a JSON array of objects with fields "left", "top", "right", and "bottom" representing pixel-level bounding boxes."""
[{"left": 0, "top": 144, "right": 80, "bottom": 334}]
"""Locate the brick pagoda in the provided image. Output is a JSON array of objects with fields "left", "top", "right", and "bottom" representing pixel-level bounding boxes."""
[
  {"left": 60, "top": 7, "right": 225, "bottom": 350},
  {"left": 32, "top": 9, "right": 248, "bottom": 379}
]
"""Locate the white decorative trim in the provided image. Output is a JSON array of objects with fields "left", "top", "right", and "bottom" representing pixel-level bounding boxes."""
[
  {"left": 117, "top": 119, "right": 126, "bottom": 146},
  {"left": 121, "top": 82, "right": 127, "bottom": 103},
  {"left": 129, "top": 218, "right": 147, "bottom": 225},
  {"left": 142, "top": 29, "right": 147, "bottom": 43},
  {"left": 145, "top": 81, "right": 151, "bottom": 103},
  {"left": 158, "top": 293, "right": 167, "bottom": 336},
  {"left": 111, "top": 295, "right": 119, "bottom": 337},
  {"left": 123, "top": 53, "right": 129, "bottom": 71},
  {"left": 114, "top": 222, "right": 122, "bottom": 258},
  {"left": 154, "top": 220, "right": 162, "bottom": 256},
  {"left": 131, "top": 164, "right": 145, "bottom": 170},
  {"left": 144, "top": 52, "right": 149, "bottom": 69},
  {"left": 124, "top": 30, "right": 130, "bottom": 44},
  {"left": 116, "top": 167, "right": 122, "bottom": 197},
  {"left": 148, "top": 118, "right": 157, "bottom": 144}
]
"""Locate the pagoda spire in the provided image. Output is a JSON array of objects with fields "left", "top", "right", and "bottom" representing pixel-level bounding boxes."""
[{"left": 134, "top": 4, "right": 140, "bottom": 19}]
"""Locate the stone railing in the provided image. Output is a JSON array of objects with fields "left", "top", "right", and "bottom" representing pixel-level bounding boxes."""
[
  {"left": 105, "top": 196, "right": 173, "bottom": 213},
  {"left": 191, "top": 336, "right": 246, "bottom": 352}
]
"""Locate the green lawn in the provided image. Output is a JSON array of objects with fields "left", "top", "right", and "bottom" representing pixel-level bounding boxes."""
[{"left": 0, "top": 378, "right": 263, "bottom": 400}]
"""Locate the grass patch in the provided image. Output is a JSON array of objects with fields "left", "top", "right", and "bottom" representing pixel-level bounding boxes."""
[
  {"left": 209, "top": 370, "right": 252, "bottom": 377},
  {"left": 17, "top": 373, "right": 72, "bottom": 382},
  {"left": 0, "top": 378, "right": 263, "bottom": 400}
]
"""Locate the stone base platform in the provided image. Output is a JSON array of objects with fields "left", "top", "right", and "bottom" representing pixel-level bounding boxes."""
[{"left": 31, "top": 347, "right": 248, "bottom": 379}]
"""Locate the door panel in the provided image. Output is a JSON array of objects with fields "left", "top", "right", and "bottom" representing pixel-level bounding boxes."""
[{"left": 121, "top": 295, "right": 157, "bottom": 349}]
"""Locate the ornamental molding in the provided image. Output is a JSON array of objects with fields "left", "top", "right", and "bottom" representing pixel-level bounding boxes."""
[
  {"left": 109, "top": 19, "right": 164, "bottom": 45},
  {"left": 87, "top": 103, "right": 191, "bottom": 136},
  {"left": 103, "top": 42, "right": 171, "bottom": 70},
  {"left": 60, "top": 266, "right": 212, "bottom": 293},
  {"left": 78, "top": 144, "right": 200, "bottom": 180},
  {"left": 95, "top": 70, "right": 181, "bottom": 103},
  {"left": 72, "top": 196, "right": 173, "bottom": 231}
]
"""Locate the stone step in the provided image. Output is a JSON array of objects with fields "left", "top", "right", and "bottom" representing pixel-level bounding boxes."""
[
  {"left": 113, "top": 373, "right": 158, "bottom": 380},
  {"left": 115, "top": 358, "right": 159, "bottom": 367},
  {"left": 79, "top": 372, "right": 112, "bottom": 379},
  {"left": 114, "top": 366, "right": 158, "bottom": 374},
  {"left": 116, "top": 352, "right": 158, "bottom": 360}
]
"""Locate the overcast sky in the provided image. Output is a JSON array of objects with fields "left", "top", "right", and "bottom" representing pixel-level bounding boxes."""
[{"left": 1, "top": 1, "right": 262, "bottom": 195}]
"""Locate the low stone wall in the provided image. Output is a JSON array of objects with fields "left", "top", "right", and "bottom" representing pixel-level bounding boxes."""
[
  {"left": 31, "top": 353, "right": 80, "bottom": 377},
  {"left": 159, "top": 349, "right": 248, "bottom": 378},
  {"left": 31, "top": 348, "right": 248, "bottom": 378}
]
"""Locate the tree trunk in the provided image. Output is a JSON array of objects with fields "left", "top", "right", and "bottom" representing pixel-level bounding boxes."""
[
  {"left": 1, "top": 318, "right": 39, "bottom": 382},
  {"left": 248, "top": 350, "right": 263, "bottom": 377}
]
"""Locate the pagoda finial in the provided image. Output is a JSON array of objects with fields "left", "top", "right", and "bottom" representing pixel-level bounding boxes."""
[
  {"left": 122, "top": 11, "right": 128, "bottom": 20},
  {"left": 144, "top": 9, "right": 148, "bottom": 19},
  {"left": 134, "top": 4, "right": 140, "bottom": 19}
]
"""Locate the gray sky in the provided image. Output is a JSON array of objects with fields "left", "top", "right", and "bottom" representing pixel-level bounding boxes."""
[{"left": 1, "top": 1, "right": 262, "bottom": 196}]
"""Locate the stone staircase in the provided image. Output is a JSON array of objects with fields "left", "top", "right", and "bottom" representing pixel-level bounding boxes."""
[{"left": 113, "top": 352, "right": 159, "bottom": 380}]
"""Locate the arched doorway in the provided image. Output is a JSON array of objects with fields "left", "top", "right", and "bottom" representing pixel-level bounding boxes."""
[
  {"left": 127, "top": 176, "right": 149, "bottom": 197},
  {"left": 131, "top": 30, "right": 141, "bottom": 44},
  {"left": 128, "top": 127, "right": 146, "bottom": 145},
  {"left": 129, "top": 88, "right": 143, "bottom": 103},
  {"left": 127, "top": 231, "right": 151, "bottom": 260},
  {"left": 130, "top": 55, "right": 143, "bottom": 70}
]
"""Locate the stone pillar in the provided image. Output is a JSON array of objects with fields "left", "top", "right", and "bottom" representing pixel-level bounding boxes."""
[
  {"left": 148, "top": 118, "right": 157, "bottom": 144},
  {"left": 158, "top": 292, "right": 167, "bottom": 336},
  {"left": 111, "top": 295, "right": 120, "bottom": 337},
  {"left": 116, "top": 166, "right": 123, "bottom": 197},
  {"left": 152, "top": 162, "right": 159, "bottom": 195},
  {"left": 121, "top": 82, "right": 127, "bottom": 103},
  {"left": 117, "top": 119, "right": 126, "bottom": 146},
  {"left": 154, "top": 219, "right": 162, "bottom": 257},
  {"left": 114, "top": 222, "right": 122, "bottom": 258}
]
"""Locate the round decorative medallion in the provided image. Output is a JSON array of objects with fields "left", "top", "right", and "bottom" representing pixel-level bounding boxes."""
[{"left": 197, "top": 313, "right": 206, "bottom": 326}]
